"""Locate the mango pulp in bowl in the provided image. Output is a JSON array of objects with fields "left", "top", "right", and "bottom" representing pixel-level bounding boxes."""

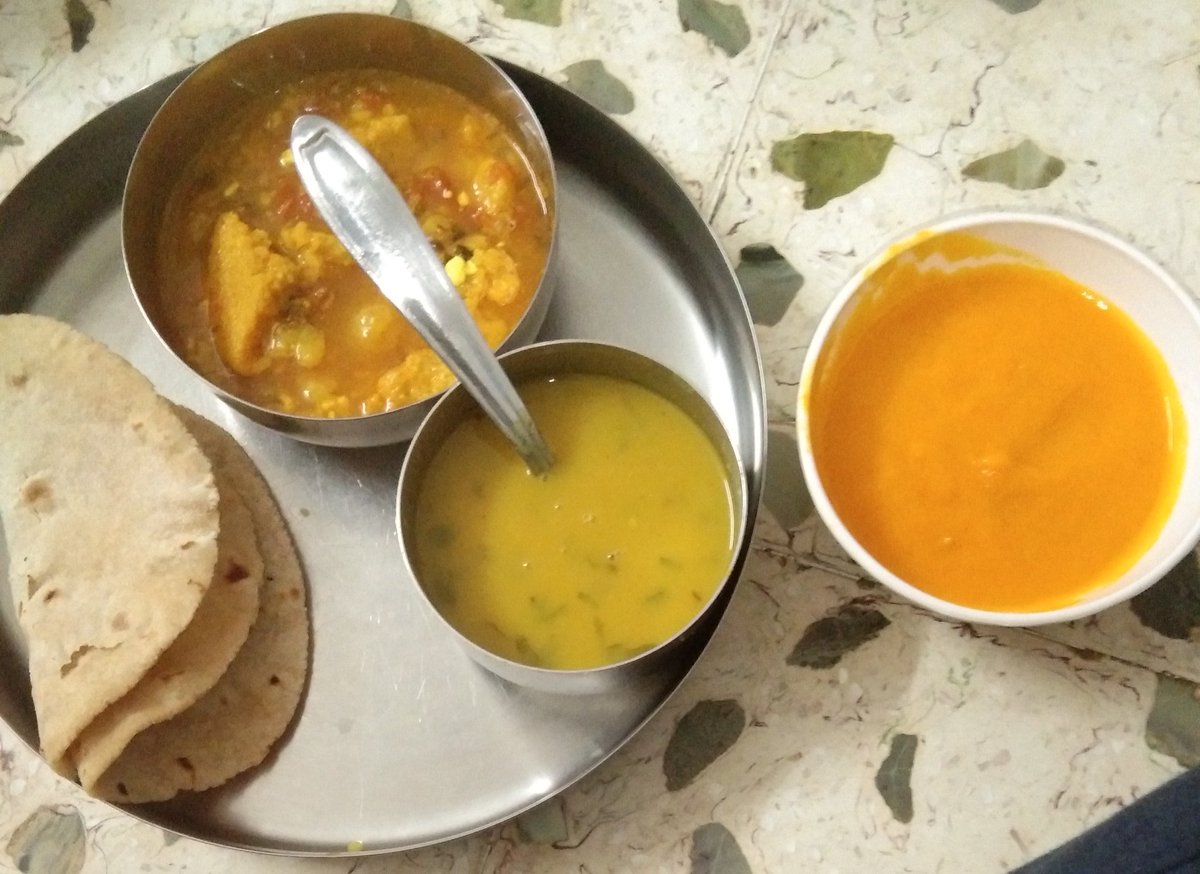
[{"left": 797, "top": 209, "right": 1200, "bottom": 626}]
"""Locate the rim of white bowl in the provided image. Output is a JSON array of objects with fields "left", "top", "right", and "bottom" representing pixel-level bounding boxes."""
[{"left": 796, "top": 206, "right": 1200, "bottom": 627}]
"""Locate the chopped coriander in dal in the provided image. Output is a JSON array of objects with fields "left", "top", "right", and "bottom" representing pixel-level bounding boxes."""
[{"left": 412, "top": 372, "right": 737, "bottom": 670}]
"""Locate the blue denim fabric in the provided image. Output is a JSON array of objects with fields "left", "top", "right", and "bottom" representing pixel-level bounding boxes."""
[{"left": 1012, "top": 768, "right": 1200, "bottom": 874}]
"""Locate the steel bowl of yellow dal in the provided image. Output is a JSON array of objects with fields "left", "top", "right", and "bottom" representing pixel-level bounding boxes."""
[
  {"left": 123, "top": 13, "right": 559, "bottom": 446},
  {"left": 396, "top": 340, "right": 748, "bottom": 694}
]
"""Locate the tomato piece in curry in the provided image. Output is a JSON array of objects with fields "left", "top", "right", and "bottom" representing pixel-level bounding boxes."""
[{"left": 157, "top": 70, "right": 552, "bottom": 417}]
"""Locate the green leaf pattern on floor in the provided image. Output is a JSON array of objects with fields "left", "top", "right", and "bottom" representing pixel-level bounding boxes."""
[
  {"left": 678, "top": 0, "right": 751, "bottom": 58},
  {"left": 516, "top": 797, "right": 569, "bottom": 844},
  {"left": 787, "top": 603, "right": 891, "bottom": 669},
  {"left": 1146, "top": 676, "right": 1200, "bottom": 768},
  {"left": 5, "top": 806, "right": 86, "bottom": 874},
  {"left": 690, "top": 822, "right": 753, "bottom": 874},
  {"left": 735, "top": 243, "right": 803, "bottom": 327},
  {"left": 664, "top": 699, "right": 747, "bottom": 791},
  {"left": 988, "top": 0, "right": 1043, "bottom": 13},
  {"left": 875, "top": 733, "right": 919, "bottom": 823},
  {"left": 65, "top": 0, "right": 95, "bottom": 52},
  {"left": 771, "top": 132, "right": 894, "bottom": 209},
  {"left": 498, "top": 0, "right": 563, "bottom": 26},
  {"left": 1130, "top": 553, "right": 1200, "bottom": 640},
  {"left": 962, "top": 138, "right": 1065, "bottom": 190},
  {"left": 562, "top": 60, "right": 635, "bottom": 115},
  {"left": 762, "top": 427, "right": 813, "bottom": 530}
]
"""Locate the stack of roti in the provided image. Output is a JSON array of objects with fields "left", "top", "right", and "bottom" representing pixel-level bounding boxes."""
[{"left": 0, "top": 313, "right": 309, "bottom": 803}]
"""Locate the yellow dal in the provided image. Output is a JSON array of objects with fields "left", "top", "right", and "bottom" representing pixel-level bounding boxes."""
[{"left": 412, "top": 373, "right": 737, "bottom": 670}]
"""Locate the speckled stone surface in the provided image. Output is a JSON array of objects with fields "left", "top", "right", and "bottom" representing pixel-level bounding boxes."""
[{"left": 2, "top": 1, "right": 1200, "bottom": 872}]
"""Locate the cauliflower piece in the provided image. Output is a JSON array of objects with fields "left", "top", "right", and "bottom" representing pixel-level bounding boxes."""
[
  {"left": 477, "top": 314, "right": 510, "bottom": 347},
  {"left": 373, "top": 350, "right": 454, "bottom": 410},
  {"left": 278, "top": 221, "right": 354, "bottom": 283},
  {"left": 461, "top": 247, "right": 521, "bottom": 308},
  {"left": 470, "top": 158, "right": 516, "bottom": 219},
  {"left": 346, "top": 111, "right": 416, "bottom": 179}
]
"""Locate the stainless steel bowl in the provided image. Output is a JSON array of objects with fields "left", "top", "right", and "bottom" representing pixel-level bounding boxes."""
[
  {"left": 123, "top": 13, "right": 559, "bottom": 446},
  {"left": 396, "top": 340, "right": 749, "bottom": 694}
]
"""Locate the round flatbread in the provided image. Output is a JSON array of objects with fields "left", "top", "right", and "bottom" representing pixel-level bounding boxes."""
[
  {"left": 89, "top": 408, "right": 310, "bottom": 803},
  {"left": 0, "top": 314, "right": 219, "bottom": 769},
  {"left": 69, "top": 408, "right": 264, "bottom": 788}
]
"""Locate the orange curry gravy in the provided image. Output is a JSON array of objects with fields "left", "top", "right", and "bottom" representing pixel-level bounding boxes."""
[
  {"left": 158, "top": 69, "right": 552, "bottom": 418},
  {"left": 807, "top": 232, "right": 1186, "bottom": 612}
]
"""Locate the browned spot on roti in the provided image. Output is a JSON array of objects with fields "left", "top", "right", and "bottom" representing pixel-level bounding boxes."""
[
  {"left": 224, "top": 561, "right": 250, "bottom": 583},
  {"left": 7, "top": 371, "right": 28, "bottom": 388},
  {"left": 20, "top": 475, "right": 53, "bottom": 512},
  {"left": 111, "top": 613, "right": 128, "bottom": 632}
]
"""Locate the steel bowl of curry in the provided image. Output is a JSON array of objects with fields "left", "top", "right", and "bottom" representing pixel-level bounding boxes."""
[
  {"left": 397, "top": 340, "right": 748, "bottom": 694},
  {"left": 123, "top": 13, "right": 558, "bottom": 446},
  {"left": 797, "top": 209, "right": 1200, "bottom": 626}
]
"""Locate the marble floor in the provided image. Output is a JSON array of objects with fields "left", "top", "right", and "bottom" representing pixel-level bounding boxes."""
[{"left": 1, "top": 1, "right": 1199, "bottom": 872}]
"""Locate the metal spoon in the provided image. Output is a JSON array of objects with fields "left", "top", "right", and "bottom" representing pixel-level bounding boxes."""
[{"left": 290, "top": 113, "right": 554, "bottom": 475}]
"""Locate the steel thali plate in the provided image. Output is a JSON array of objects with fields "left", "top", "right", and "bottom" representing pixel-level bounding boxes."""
[{"left": 0, "top": 64, "right": 765, "bottom": 855}]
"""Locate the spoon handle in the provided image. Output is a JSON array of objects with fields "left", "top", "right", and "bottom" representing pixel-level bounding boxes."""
[{"left": 290, "top": 113, "right": 553, "bottom": 474}]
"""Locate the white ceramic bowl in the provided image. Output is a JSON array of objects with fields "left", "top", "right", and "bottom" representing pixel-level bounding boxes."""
[{"left": 796, "top": 209, "right": 1200, "bottom": 626}]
